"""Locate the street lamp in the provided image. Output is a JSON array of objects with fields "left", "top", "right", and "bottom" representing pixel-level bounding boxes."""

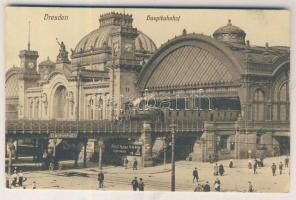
[
  {"left": 98, "top": 140, "right": 104, "bottom": 170},
  {"left": 169, "top": 122, "right": 177, "bottom": 192}
]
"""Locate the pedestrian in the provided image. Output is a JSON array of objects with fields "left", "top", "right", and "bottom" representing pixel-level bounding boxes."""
[
  {"left": 138, "top": 178, "right": 144, "bottom": 191},
  {"left": 49, "top": 161, "right": 54, "bottom": 172},
  {"left": 256, "top": 158, "right": 261, "bottom": 169},
  {"left": 253, "top": 160, "right": 257, "bottom": 174},
  {"left": 194, "top": 183, "right": 203, "bottom": 192},
  {"left": 131, "top": 177, "right": 138, "bottom": 191},
  {"left": 279, "top": 162, "right": 283, "bottom": 175},
  {"left": 203, "top": 181, "right": 211, "bottom": 192},
  {"left": 124, "top": 158, "right": 129, "bottom": 169},
  {"left": 214, "top": 178, "right": 221, "bottom": 192},
  {"left": 18, "top": 170, "right": 26, "bottom": 187},
  {"left": 133, "top": 159, "right": 138, "bottom": 170},
  {"left": 218, "top": 164, "right": 225, "bottom": 176},
  {"left": 229, "top": 159, "right": 234, "bottom": 168},
  {"left": 209, "top": 155, "right": 212, "bottom": 163},
  {"left": 32, "top": 181, "right": 36, "bottom": 189},
  {"left": 98, "top": 171, "right": 104, "bottom": 189},
  {"left": 248, "top": 181, "right": 254, "bottom": 192},
  {"left": 213, "top": 163, "right": 219, "bottom": 176},
  {"left": 260, "top": 154, "right": 264, "bottom": 167},
  {"left": 192, "top": 167, "right": 199, "bottom": 183},
  {"left": 11, "top": 170, "right": 18, "bottom": 187},
  {"left": 285, "top": 156, "right": 289, "bottom": 168},
  {"left": 271, "top": 163, "right": 277, "bottom": 176},
  {"left": 248, "top": 159, "right": 252, "bottom": 169}
]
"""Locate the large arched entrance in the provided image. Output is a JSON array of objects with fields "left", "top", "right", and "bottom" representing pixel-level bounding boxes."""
[{"left": 53, "top": 85, "right": 67, "bottom": 119}]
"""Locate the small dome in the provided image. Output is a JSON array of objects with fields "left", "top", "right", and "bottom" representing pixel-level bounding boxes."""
[
  {"left": 73, "top": 26, "right": 157, "bottom": 54},
  {"left": 39, "top": 57, "right": 55, "bottom": 68},
  {"left": 213, "top": 19, "right": 246, "bottom": 45}
]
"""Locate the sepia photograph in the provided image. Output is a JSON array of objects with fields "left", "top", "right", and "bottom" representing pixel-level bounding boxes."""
[{"left": 4, "top": 6, "right": 290, "bottom": 193}]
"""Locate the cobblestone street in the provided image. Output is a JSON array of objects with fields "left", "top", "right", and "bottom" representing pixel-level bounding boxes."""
[{"left": 7, "top": 156, "right": 289, "bottom": 192}]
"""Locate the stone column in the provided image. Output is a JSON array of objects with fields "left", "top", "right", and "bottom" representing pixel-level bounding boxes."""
[
  {"left": 141, "top": 121, "right": 153, "bottom": 167},
  {"left": 202, "top": 122, "right": 217, "bottom": 161}
]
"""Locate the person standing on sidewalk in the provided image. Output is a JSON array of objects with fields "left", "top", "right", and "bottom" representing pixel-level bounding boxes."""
[
  {"left": 138, "top": 178, "right": 144, "bottom": 191},
  {"left": 98, "top": 171, "right": 104, "bottom": 189},
  {"left": 218, "top": 164, "right": 225, "bottom": 176},
  {"left": 253, "top": 160, "right": 257, "bottom": 174},
  {"left": 203, "top": 181, "right": 211, "bottom": 192},
  {"left": 32, "top": 181, "right": 36, "bottom": 189},
  {"left": 271, "top": 163, "right": 277, "bottom": 176},
  {"left": 279, "top": 162, "right": 283, "bottom": 175},
  {"left": 11, "top": 170, "right": 18, "bottom": 187},
  {"left": 214, "top": 178, "right": 221, "bottom": 192},
  {"left": 285, "top": 156, "right": 289, "bottom": 168},
  {"left": 131, "top": 177, "right": 138, "bottom": 191},
  {"left": 229, "top": 159, "right": 234, "bottom": 168},
  {"left": 248, "top": 181, "right": 254, "bottom": 192},
  {"left": 124, "top": 158, "right": 129, "bottom": 169},
  {"left": 18, "top": 170, "right": 26, "bottom": 187},
  {"left": 133, "top": 159, "right": 138, "bottom": 170},
  {"left": 213, "top": 163, "right": 219, "bottom": 176},
  {"left": 192, "top": 168, "right": 199, "bottom": 183}
]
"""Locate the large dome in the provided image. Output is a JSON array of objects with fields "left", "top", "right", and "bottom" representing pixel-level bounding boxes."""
[
  {"left": 213, "top": 19, "right": 246, "bottom": 45},
  {"left": 73, "top": 25, "right": 157, "bottom": 54}
]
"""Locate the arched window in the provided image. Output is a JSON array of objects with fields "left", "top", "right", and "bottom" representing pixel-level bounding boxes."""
[
  {"left": 279, "top": 82, "right": 289, "bottom": 121},
  {"left": 254, "top": 89, "right": 264, "bottom": 120}
]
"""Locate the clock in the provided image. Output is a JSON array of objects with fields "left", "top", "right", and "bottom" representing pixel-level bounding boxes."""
[{"left": 27, "top": 62, "right": 35, "bottom": 69}]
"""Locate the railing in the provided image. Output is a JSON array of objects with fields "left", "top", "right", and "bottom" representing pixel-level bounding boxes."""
[{"left": 6, "top": 119, "right": 204, "bottom": 136}]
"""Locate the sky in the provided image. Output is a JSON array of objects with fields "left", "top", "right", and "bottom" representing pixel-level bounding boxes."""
[{"left": 5, "top": 7, "right": 290, "bottom": 69}]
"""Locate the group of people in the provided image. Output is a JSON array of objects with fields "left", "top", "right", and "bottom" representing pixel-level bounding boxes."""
[
  {"left": 213, "top": 163, "right": 225, "bottom": 176},
  {"left": 131, "top": 177, "right": 145, "bottom": 191},
  {"left": 194, "top": 178, "right": 221, "bottom": 192},
  {"left": 193, "top": 167, "right": 222, "bottom": 192},
  {"left": 248, "top": 156, "right": 289, "bottom": 176},
  {"left": 6, "top": 167, "right": 36, "bottom": 189},
  {"left": 124, "top": 158, "right": 138, "bottom": 170}
]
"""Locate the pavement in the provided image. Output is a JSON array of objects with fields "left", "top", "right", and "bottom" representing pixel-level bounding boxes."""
[{"left": 6, "top": 156, "right": 290, "bottom": 192}]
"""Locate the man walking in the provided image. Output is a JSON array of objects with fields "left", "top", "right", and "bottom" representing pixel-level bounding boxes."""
[
  {"left": 271, "top": 163, "right": 277, "bottom": 176},
  {"left": 98, "top": 171, "right": 104, "bottom": 189},
  {"left": 218, "top": 164, "right": 225, "bottom": 176},
  {"left": 133, "top": 159, "right": 138, "bottom": 170},
  {"left": 213, "top": 163, "right": 219, "bottom": 176},
  {"left": 124, "top": 158, "right": 129, "bottom": 169},
  {"left": 192, "top": 168, "right": 199, "bottom": 183},
  {"left": 138, "top": 178, "right": 144, "bottom": 191},
  {"left": 279, "top": 162, "right": 283, "bottom": 175},
  {"left": 131, "top": 177, "right": 138, "bottom": 191},
  {"left": 253, "top": 160, "right": 257, "bottom": 174},
  {"left": 285, "top": 156, "right": 289, "bottom": 168}
]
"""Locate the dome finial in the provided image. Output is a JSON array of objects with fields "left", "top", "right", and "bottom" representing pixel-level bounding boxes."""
[{"left": 228, "top": 19, "right": 232, "bottom": 26}]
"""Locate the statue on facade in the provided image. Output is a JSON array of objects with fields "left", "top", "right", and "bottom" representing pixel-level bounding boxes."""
[{"left": 56, "top": 38, "right": 70, "bottom": 64}]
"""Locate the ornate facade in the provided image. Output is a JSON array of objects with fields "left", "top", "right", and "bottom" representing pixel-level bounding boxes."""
[{"left": 6, "top": 13, "right": 290, "bottom": 163}]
